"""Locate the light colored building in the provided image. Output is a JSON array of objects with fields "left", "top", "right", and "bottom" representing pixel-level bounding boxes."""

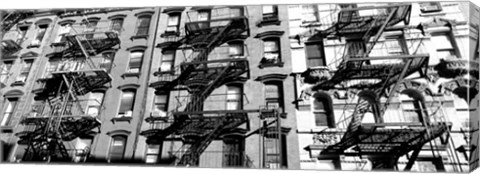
[{"left": 288, "top": 2, "right": 478, "bottom": 172}]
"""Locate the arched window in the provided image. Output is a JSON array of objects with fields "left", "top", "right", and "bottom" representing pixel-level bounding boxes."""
[
  {"left": 313, "top": 93, "right": 335, "bottom": 128},
  {"left": 108, "top": 135, "right": 127, "bottom": 162}
]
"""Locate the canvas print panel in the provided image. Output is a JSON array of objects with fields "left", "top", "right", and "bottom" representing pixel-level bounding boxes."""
[{"left": 0, "top": 2, "right": 479, "bottom": 173}]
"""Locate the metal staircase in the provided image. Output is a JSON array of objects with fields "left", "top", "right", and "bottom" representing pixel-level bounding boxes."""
[
  {"left": 15, "top": 21, "right": 119, "bottom": 162},
  {"left": 142, "top": 7, "right": 250, "bottom": 166},
  {"left": 299, "top": 4, "right": 453, "bottom": 170}
]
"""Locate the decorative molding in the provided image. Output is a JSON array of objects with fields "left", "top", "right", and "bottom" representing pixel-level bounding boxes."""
[
  {"left": 254, "top": 73, "right": 288, "bottom": 82},
  {"left": 106, "top": 129, "right": 132, "bottom": 136},
  {"left": 254, "top": 30, "right": 285, "bottom": 39},
  {"left": 117, "top": 84, "right": 141, "bottom": 90},
  {"left": 107, "top": 14, "right": 127, "bottom": 20}
]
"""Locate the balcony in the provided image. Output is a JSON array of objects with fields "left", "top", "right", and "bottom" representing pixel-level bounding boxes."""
[
  {"left": 17, "top": 98, "right": 104, "bottom": 141},
  {"left": 322, "top": 4, "right": 412, "bottom": 37},
  {"left": 151, "top": 44, "right": 250, "bottom": 91},
  {"left": 184, "top": 7, "right": 249, "bottom": 45}
]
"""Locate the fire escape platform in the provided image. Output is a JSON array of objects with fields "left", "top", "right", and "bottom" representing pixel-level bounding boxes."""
[
  {"left": 46, "top": 32, "right": 120, "bottom": 58},
  {"left": 16, "top": 115, "right": 101, "bottom": 141},
  {"left": 1, "top": 39, "right": 22, "bottom": 56},
  {"left": 140, "top": 111, "right": 249, "bottom": 138},
  {"left": 312, "top": 54, "right": 429, "bottom": 90},
  {"left": 184, "top": 17, "right": 249, "bottom": 45},
  {"left": 322, "top": 4, "right": 411, "bottom": 37},
  {"left": 320, "top": 122, "right": 450, "bottom": 156}
]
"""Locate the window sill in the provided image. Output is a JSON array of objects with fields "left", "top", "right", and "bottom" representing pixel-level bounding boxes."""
[
  {"left": 154, "top": 71, "right": 175, "bottom": 76},
  {"left": 130, "top": 35, "right": 149, "bottom": 40},
  {"left": 10, "top": 81, "right": 25, "bottom": 87},
  {"left": 419, "top": 12, "right": 446, "bottom": 17},
  {"left": 0, "top": 126, "right": 14, "bottom": 133},
  {"left": 160, "top": 31, "right": 180, "bottom": 38},
  {"left": 121, "top": 72, "right": 141, "bottom": 78},
  {"left": 257, "top": 19, "right": 281, "bottom": 27},
  {"left": 26, "top": 44, "right": 40, "bottom": 49},
  {"left": 111, "top": 116, "right": 132, "bottom": 123},
  {"left": 50, "top": 42, "right": 66, "bottom": 47},
  {"left": 258, "top": 62, "right": 284, "bottom": 69}
]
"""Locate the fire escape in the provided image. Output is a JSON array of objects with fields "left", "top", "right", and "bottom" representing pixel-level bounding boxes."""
[
  {"left": 141, "top": 7, "right": 251, "bottom": 166},
  {"left": 14, "top": 20, "right": 120, "bottom": 162},
  {"left": 304, "top": 4, "right": 452, "bottom": 170},
  {"left": 1, "top": 10, "right": 34, "bottom": 56}
]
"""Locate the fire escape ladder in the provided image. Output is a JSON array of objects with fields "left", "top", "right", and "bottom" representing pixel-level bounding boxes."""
[
  {"left": 403, "top": 146, "right": 422, "bottom": 171},
  {"left": 176, "top": 116, "right": 227, "bottom": 166},
  {"left": 379, "top": 58, "right": 413, "bottom": 116}
]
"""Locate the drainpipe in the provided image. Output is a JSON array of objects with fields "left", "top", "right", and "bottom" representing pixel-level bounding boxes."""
[{"left": 131, "top": 7, "right": 162, "bottom": 162}]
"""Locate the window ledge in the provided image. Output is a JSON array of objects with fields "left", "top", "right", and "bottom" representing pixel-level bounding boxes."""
[
  {"left": 111, "top": 116, "right": 132, "bottom": 123},
  {"left": 10, "top": 81, "right": 25, "bottom": 87},
  {"left": 0, "top": 126, "right": 14, "bottom": 133},
  {"left": 257, "top": 19, "right": 281, "bottom": 27},
  {"left": 160, "top": 31, "right": 180, "bottom": 38},
  {"left": 130, "top": 35, "right": 149, "bottom": 40},
  {"left": 419, "top": 12, "right": 446, "bottom": 17},
  {"left": 121, "top": 72, "right": 141, "bottom": 78},
  {"left": 258, "top": 62, "right": 284, "bottom": 69},
  {"left": 26, "top": 44, "right": 40, "bottom": 49},
  {"left": 50, "top": 42, "right": 66, "bottom": 47},
  {"left": 154, "top": 71, "right": 175, "bottom": 76}
]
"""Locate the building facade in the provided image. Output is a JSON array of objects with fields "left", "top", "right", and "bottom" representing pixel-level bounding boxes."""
[{"left": 0, "top": 2, "right": 479, "bottom": 172}]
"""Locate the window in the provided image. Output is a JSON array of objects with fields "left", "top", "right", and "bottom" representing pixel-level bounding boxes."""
[
  {"left": 109, "top": 135, "right": 127, "bottom": 162},
  {"left": 264, "top": 82, "right": 283, "bottom": 110},
  {"left": 31, "top": 99, "right": 45, "bottom": 117},
  {"left": 302, "top": 5, "right": 318, "bottom": 23},
  {"left": 30, "top": 24, "right": 48, "bottom": 46},
  {"left": 128, "top": 51, "right": 144, "bottom": 73},
  {"left": 152, "top": 94, "right": 168, "bottom": 117},
  {"left": 145, "top": 144, "right": 161, "bottom": 164},
  {"left": 84, "top": 20, "right": 98, "bottom": 39},
  {"left": 226, "top": 85, "right": 242, "bottom": 110},
  {"left": 420, "top": 2, "right": 442, "bottom": 13},
  {"left": 313, "top": 95, "right": 335, "bottom": 128},
  {"left": 228, "top": 42, "right": 244, "bottom": 58},
  {"left": 0, "top": 61, "right": 13, "bottom": 84},
  {"left": 55, "top": 23, "right": 72, "bottom": 43},
  {"left": 197, "top": 10, "right": 211, "bottom": 21},
  {"left": 400, "top": 94, "right": 425, "bottom": 123},
  {"left": 100, "top": 52, "right": 115, "bottom": 73},
  {"left": 305, "top": 42, "right": 326, "bottom": 67},
  {"left": 385, "top": 38, "right": 405, "bottom": 55},
  {"left": 263, "top": 134, "right": 287, "bottom": 169},
  {"left": 87, "top": 92, "right": 105, "bottom": 117},
  {"left": 1, "top": 98, "right": 19, "bottom": 126},
  {"left": 346, "top": 40, "right": 366, "bottom": 58},
  {"left": 16, "top": 59, "right": 33, "bottom": 83},
  {"left": 159, "top": 50, "right": 175, "bottom": 73},
  {"left": 16, "top": 26, "right": 29, "bottom": 44},
  {"left": 118, "top": 89, "right": 136, "bottom": 117},
  {"left": 166, "top": 13, "right": 181, "bottom": 33},
  {"left": 73, "top": 138, "right": 93, "bottom": 163},
  {"left": 110, "top": 18, "right": 124, "bottom": 34},
  {"left": 58, "top": 59, "right": 84, "bottom": 72},
  {"left": 410, "top": 158, "right": 444, "bottom": 172},
  {"left": 261, "top": 38, "right": 281, "bottom": 64},
  {"left": 431, "top": 33, "right": 459, "bottom": 59},
  {"left": 262, "top": 5, "right": 278, "bottom": 21},
  {"left": 44, "top": 60, "right": 59, "bottom": 78},
  {"left": 453, "top": 93, "right": 470, "bottom": 128},
  {"left": 136, "top": 15, "right": 152, "bottom": 36},
  {"left": 223, "top": 137, "right": 244, "bottom": 167}
]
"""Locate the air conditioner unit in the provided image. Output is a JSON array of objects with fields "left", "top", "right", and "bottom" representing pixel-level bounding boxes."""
[{"left": 124, "top": 111, "right": 133, "bottom": 117}]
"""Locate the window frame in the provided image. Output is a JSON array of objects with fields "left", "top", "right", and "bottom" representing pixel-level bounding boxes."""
[
  {"left": 261, "top": 38, "right": 282, "bottom": 66},
  {"left": 16, "top": 26, "right": 30, "bottom": 45},
  {"left": 305, "top": 41, "right": 326, "bottom": 67},
  {"left": 110, "top": 18, "right": 124, "bottom": 34},
  {"left": 159, "top": 50, "right": 176, "bottom": 73},
  {"left": 152, "top": 93, "right": 169, "bottom": 117},
  {"left": 118, "top": 89, "right": 136, "bottom": 117},
  {"left": 0, "top": 61, "right": 14, "bottom": 84},
  {"left": 312, "top": 94, "right": 335, "bottom": 128},
  {"left": 145, "top": 144, "right": 162, "bottom": 164},
  {"left": 135, "top": 15, "right": 152, "bottom": 36},
  {"left": 30, "top": 24, "right": 49, "bottom": 47},
  {"left": 301, "top": 5, "right": 319, "bottom": 23},
  {"left": 128, "top": 50, "right": 145, "bottom": 73},
  {"left": 16, "top": 59, "right": 34, "bottom": 83},
  {"left": 108, "top": 135, "right": 127, "bottom": 162},
  {"left": 264, "top": 82, "right": 284, "bottom": 111},
  {"left": 1, "top": 98, "right": 19, "bottom": 126},
  {"left": 166, "top": 13, "right": 181, "bottom": 33},
  {"left": 226, "top": 85, "right": 243, "bottom": 110},
  {"left": 228, "top": 41, "right": 244, "bottom": 58},
  {"left": 262, "top": 5, "right": 279, "bottom": 21}
]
